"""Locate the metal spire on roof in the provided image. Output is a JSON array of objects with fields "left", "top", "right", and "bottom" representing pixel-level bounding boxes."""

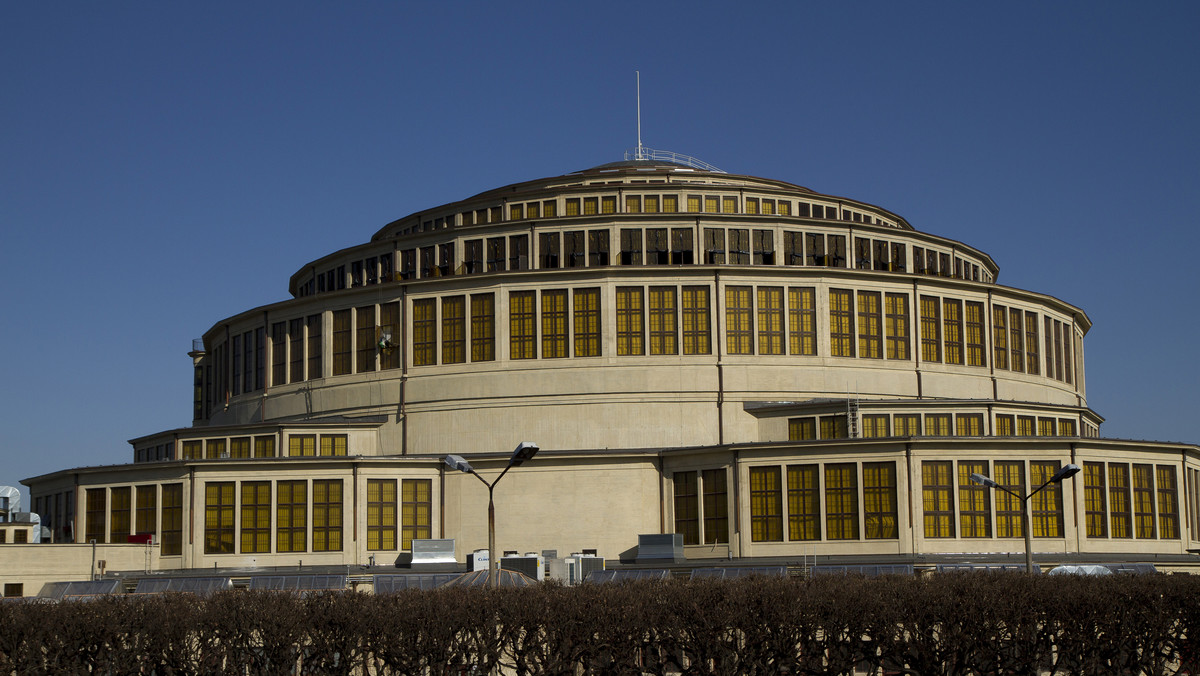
[
  {"left": 625, "top": 71, "right": 725, "bottom": 173},
  {"left": 636, "top": 70, "right": 645, "bottom": 161}
]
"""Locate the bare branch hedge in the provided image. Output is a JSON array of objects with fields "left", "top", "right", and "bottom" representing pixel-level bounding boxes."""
[{"left": 2, "top": 572, "right": 1198, "bottom": 675}]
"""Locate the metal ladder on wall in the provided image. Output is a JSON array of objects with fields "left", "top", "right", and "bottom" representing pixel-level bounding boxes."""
[{"left": 846, "top": 391, "right": 860, "bottom": 438}]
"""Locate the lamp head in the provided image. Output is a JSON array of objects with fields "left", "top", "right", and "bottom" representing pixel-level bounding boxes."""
[
  {"left": 969, "top": 473, "right": 999, "bottom": 489},
  {"left": 509, "top": 442, "right": 540, "bottom": 467},
  {"left": 1051, "top": 463, "right": 1082, "bottom": 483},
  {"left": 444, "top": 454, "right": 474, "bottom": 473}
]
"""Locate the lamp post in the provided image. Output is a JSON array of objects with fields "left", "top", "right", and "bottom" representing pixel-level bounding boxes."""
[
  {"left": 970, "top": 463, "right": 1081, "bottom": 573},
  {"left": 445, "top": 442, "right": 540, "bottom": 588}
]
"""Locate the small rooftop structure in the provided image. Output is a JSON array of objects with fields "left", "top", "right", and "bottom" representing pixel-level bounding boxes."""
[{"left": 440, "top": 569, "right": 535, "bottom": 588}]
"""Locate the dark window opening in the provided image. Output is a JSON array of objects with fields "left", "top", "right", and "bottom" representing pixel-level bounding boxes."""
[
  {"left": 486, "top": 238, "right": 505, "bottom": 272},
  {"left": 380, "top": 253, "right": 393, "bottom": 282},
  {"left": 753, "top": 230, "right": 774, "bottom": 265},
  {"left": 729, "top": 229, "right": 750, "bottom": 264},
  {"left": 366, "top": 257, "right": 378, "bottom": 285},
  {"left": 784, "top": 232, "right": 804, "bottom": 265},
  {"left": 509, "top": 234, "right": 529, "bottom": 270},
  {"left": 855, "top": 237, "right": 872, "bottom": 270},
  {"left": 646, "top": 228, "right": 669, "bottom": 265},
  {"left": 588, "top": 230, "right": 610, "bottom": 266},
  {"left": 873, "top": 241, "right": 890, "bottom": 271},
  {"left": 805, "top": 233, "right": 825, "bottom": 266},
  {"left": 620, "top": 228, "right": 642, "bottom": 265},
  {"left": 565, "top": 231, "right": 585, "bottom": 267},
  {"left": 419, "top": 246, "right": 436, "bottom": 278},
  {"left": 671, "top": 228, "right": 694, "bottom": 264},
  {"left": 464, "top": 239, "right": 483, "bottom": 274},
  {"left": 827, "top": 235, "right": 847, "bottom": 267},
  {"left": 890, "top": 243, "right": 906, "bottom": 273},
  {"left": 704, "top": 228, "right": 725, "bottom": 264},
  {"left": 539, "top": 232, "right": 560, "bottom": 269}
]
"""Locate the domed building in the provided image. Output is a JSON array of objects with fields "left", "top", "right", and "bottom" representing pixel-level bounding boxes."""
[{"left": 18, "top": 153, "right": 1200, "bottom": 581}]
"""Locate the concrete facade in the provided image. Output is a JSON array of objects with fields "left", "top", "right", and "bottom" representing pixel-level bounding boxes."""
[{"left": 15, "top": 158, "right": 1200, "bottom": 595}]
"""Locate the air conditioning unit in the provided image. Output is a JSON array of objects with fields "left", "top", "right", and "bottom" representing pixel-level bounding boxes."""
[
  {"left": 470, "top": 548, "right": 489, "bottom": 572},
  {"left": 546, "top": 552, "right": 605, "bottom": 585},
  {"left": 499, "top": 552, "right": 543, "bottom": 581}
]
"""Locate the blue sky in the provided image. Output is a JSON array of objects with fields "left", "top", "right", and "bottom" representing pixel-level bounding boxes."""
[{"left": 3, "top": 3, "right": 1198, "bottom": 504}]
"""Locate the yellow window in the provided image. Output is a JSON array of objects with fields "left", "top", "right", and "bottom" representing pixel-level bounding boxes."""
[
  {"left": 787, "top": 465, "right": 820, "bottom": 541},
  {"left": 788, "top": 287, "right": 816, "bottom": 356},
  {"left": 788, "top": 417, "right": 816, "bottom": 441},
  {"left": 616, "top": 287, "right": 645, "bottom": 356},
  {"left": 922, "top": 461, "right": 955, "bottom": 538},
  {"left": 204, "top": 482, "right": 235, "bottom": 554},
  {"left": 649, "top": 287, "right": 678, "bottom": 355},
  {"left": 312, "top": 480, "right": 342, "bottom": 552},
  {"left": 829, "top": 289, "right": 854, "bottom": 357},
  {"left": 276, "top": 481, "right": 307, "bottom": 553},
  {"left": 367, "top": 479, "right": 397, "bottom": 551},
  {"left": 401, "top": 479, "right": 432, "bottom": 550},
  {"left": 573, "top": 288, "right": 602, "bottom": 357},
  {"left": 749, "top": 467, "right": 782, "bottom": 542},
  {"left": 509, "top": 291, "right": 536, "bottom": 360},
  {"left": 825, "top": 464, "right": 859, "bottom": 540},
  {"left": 240, "top": 482, "right": 271, "bottom": 554}
]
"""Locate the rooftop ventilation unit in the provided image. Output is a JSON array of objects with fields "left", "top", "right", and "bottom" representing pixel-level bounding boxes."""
[{"left": 499, "top": 553, "right": 543, "bottom": 581}]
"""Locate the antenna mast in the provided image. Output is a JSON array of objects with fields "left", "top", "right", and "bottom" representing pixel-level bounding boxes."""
[
  {"left": 623, "top": 72, "right": 725, "bottom": 172},
  {"left": 636, "top": 71, "right": 645, "bottom": 160}
]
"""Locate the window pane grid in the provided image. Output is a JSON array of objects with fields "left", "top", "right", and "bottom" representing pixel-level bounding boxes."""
[
  {"left": 725, "top": 286, "right": 754, "bottom": 355},
  {"left": 884, "top": 293, "right": 910, "bottom": 360},
  {"left": 788, "top": 287, "right": 817, "bottom": 356},
  {"left": 749, "top": 467, "right": 783, "bottom": 542},
  {"left": 673, "top": 472, "right": 699, "bottom": 545},
  {"left": 943, "top": 299, "right": 963, "bottom": 365},
  {"left": 1157, "top": 466, "right": 1179, "bottom": 539},
  {"left": 312, "top": 479, "right": 343, "bottom": 552},
  {"left": 509, "top": 291, "right": 536, "bottom": 360},
  {"left": 922, "top": 461, "right": 955, "bottom": 538},
  {"left": 920, "top": 296, "right": 941, "bottom": 363},
  {"left": 1030, "top": 462, "right": 1064, "bottom": 537},
  {"left": 829, "top": 289, "right": 854, "bottom": 357},
  {"left": 1132, "top": 464, "right": 1156, "bottom": 539},
  {"left": 616, "top": 287, "right": 645, "bottom": 356},
  {"left": 1084, "top": 462, "right": 1107, "bottom": 538},
  {"left": 367, "top": 479, "right": 397, "bottom": 551},
  {"left": 863, "top": 462, "right": 897, "bottom": 539},
  {"left": 276, "top": 481, "right": 306, "bottom": 553},
  {"left": 681, "top": 286, "right": 711, "bottom": 355},
  {"left": 540, "top": 290, "right": 568, "bottom": 359},
  {"left": 573, "top": 288, "right": 601, "bottom": 357},
  {"left": 401, "top": 479, "right": 432, "bottom": 550},
  {"left": 1109, "top": 464, "right": 1132, "bottom": 539},
  {"left": 787, "top": 464, "right": 820, "bottom": 541},
  {"left": 442, "top": 296, "right": 466, "bottom": 364},
  {"left": 757, "top": 287, "right": 784, "bottom": 355},
  {"left": 471, "top": 294, "right": 496, "bottom": 362},
  {"left": 958, "top": 461, "right": 991, "bottom": 538},
  {"left": 995, "top": 462, "right": 1025, "bottom": 538},
  {"left": 702, "top": 468, "right": 729, "bottom": 545},
  {"left": 649, "top": 287, "right": 679, "bottom": 355},
  {"left": 204, "top": 482, "right": 235, "bottom": 554},
  {"left": 856, "top": 291, "right": 882, "bottom": 359},
  {"left": 240, "top": 482, "right": 271, "bottom": 554}
]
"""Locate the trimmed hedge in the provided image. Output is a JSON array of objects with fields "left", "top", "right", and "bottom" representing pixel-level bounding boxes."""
[{"left": 2, "top": 573, "right": 1199, "bottom": 675}]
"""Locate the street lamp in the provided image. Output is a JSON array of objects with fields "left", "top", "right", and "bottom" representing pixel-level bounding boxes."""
[
  {"left": 444, "top": 442, "right": 540, "bottom": 588},
  {"left": 970, "top": 463, "right": 1081, "bottom": 573}
]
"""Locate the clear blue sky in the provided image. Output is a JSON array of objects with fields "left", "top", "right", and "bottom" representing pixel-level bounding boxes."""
[{"left": 3, "top": 3, "right": 1198, "bottom": 506}]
